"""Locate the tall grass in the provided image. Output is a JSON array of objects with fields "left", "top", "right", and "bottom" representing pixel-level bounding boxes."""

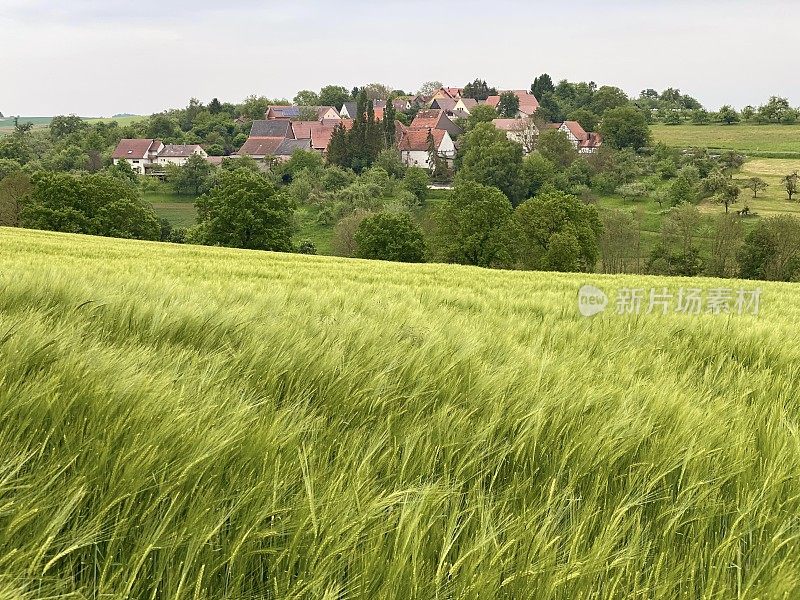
[{"left": 1, "top": 227, "right": 799, "bottom": 599}]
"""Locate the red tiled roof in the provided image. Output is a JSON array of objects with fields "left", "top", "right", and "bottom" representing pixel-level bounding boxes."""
[
  {"left": 291, "top": 121, "right": 315, "bottom": 140},
  {"left": 112, "top": 139, "right": 161, "bottom": 159},
  {"left": 485, "top": 91, "right": 539, "bottom": 115},
  {"left": 398, "top": 128, "right": 446, "bottom": 152},
  {"left": 484, "top": 96, "right": 501, "bottom": 109},
  {"left": 237, "top": 137, "right": 284, "bottom": 157},
  {"left": 562, "top": 121, "right": 589, "bottom": 142},
  {"left": 580, "top": 132, "right": 602, "bottom": 149},
  {"left": 492, "top": 118, "right": 525, "bottom": 132},
  {"left": 411, "top": 109, "right": 444, "bottom": 130},
  {"left": 310, "top": 120, "right": 354, "bottom": 152}
]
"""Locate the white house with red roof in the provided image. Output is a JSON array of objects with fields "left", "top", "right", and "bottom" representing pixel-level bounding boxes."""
[
  {"left": 397, "top": 128, "right": 455, "bottom": 170},
  {"left": 112, "top": 139, "right": 164, "bottom": 174},
  {"left": 558, "top": 121, "right": 602, "bottom": 153},
  {"left": 492, "top": 118, "right": 539, "bottom": 154}
]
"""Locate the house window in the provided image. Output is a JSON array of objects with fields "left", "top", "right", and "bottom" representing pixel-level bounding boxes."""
[{"left": 132, "top": 160, "right": 140, "bottom": 164}]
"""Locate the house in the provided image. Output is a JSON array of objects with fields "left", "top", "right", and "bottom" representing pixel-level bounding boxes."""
[
  {"left": 397, "top": 128, "right": 456, "bottom": 170},
  {"left": 266, "top": 105, "right": 340, "bottom": 121},
  {"left": 112, "top": 139, "right": 164, "bottom": 174},
  {"left": 485, "top": 91, "right": 540, "bottom": 117},
  {"left": 492, "top": 118, "right": 539, "bottom": 154},
  {"left": 557, "top": 121, "right": 602, "bottom": 153},
  {"left": 340, "top": 102, "right": 357, "bottom": 119},
  {"left": 453, "top": 98, "right": 478, "bottom": 114},
  {"left": 291, "top": 120, "right": 355, "bottom": 154},
  {"left": 432, "top": 87, "right": 463, "bottom": 100},
  {"left": 156, "top": 144, "right": 208, "bottom": 167},
  {"left": 410, "top": 109, "right": 462, "bottom": 138},
  {"left": 273, "top": 138, "right": 313, "bottom": 161},
  {"left": 430, "top": 98, "right": 458, "bottom": 112},
  {"left": 250, "top": 120, "right": 294, "bottom": 138},
  {"left": 235, "top": 120, "right": 294, "bottom": 159}
]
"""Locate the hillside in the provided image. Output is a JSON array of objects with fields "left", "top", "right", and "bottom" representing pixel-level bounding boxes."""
[{"left": 1, "top": 228, "right": 799, "bottom": 599}]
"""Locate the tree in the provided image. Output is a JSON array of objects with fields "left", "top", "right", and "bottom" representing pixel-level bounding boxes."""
[
  {"left": 537, "top": 129, "right": 578, "bottom": 169},
  {"left": 462, "top": 79, "right": 498, "bottom": 101},
  {"left": 194, "top": 169, "right": 294, "bottom": 251},
  {"left": 293, "top": 90, "right": 320, "bottom": 106},
  {"left": 0, "top": 171, "right": 32, "bottom": 226},
  {"left": 521, "top": 153, "right": 556, "bottom": 198},
  {"left": 707, "top": 214, "right": 744, "bottom": 278},
  {"left": 434, "top": 181, "right": 517, "bottom": 267},
  {"left": 403, "top": 167, "right": 430, "bottom": 204},
  {"left": 170, "top": 154, "right": 214, "bottom": 196},
  {"left": 332, "top": 209, "right": 373, "bottom": 257},
  {"left": 427, "top": 130, "right": 449, "bottom": 183},
  {"left": 383, "top": 101, "right": 397, "bottom": 147},
  {"left": 49, "top": 115, "right": 88, "bottom": 140},
  {"left": 319, "top": 85, "right": 351, "bottom": 110},
  {"left": 648, "top": 203, "right": 703, "bottom": 276},
  {"left": 598, "top": 209, "right": 641, "bottom": 273},
  {"left": 497, "top": 92, "right": 520, "bottom": 118},
  {"left": 208, "top": 98, "right": 223, "bottom": 114},
  {"left": 702, "top": 171, "right": 741, "bottom": 213},
  {"left": 354, "top": 212, "right": 426, "bottom": 262},
  {"left": 362, "top": 83, "right": 393, "bottom": 101},
  {"left": 531, "top": 74, "right": 555, "bottom": 100},
  {"left": 417, "top": 81, "right": 444, "bottom": 98},
  {"left": 744, "top": 176, "right": 768, "bottom": 198},
  {"left": 536, "top": 92, "right": 564, "bottom": 122},
  {"left": 568, "top": 108, "right": 599, "bottom": 133},
  {"left": 589, "top": 86, "right": 629, "bottom": 115},
  {"left": 739, "top": 215, "right": 800, "bottom": 281},
  {"left": 456, "top": 123, "right": 526, "bottom": 205},
  {"left": 21, "top": 172, "right": 159, "bottom": 240},
  {"left": 465, "top": 104, "right": 498, "bottom": 130},
  {"left": 514, "top": 189, "right": 602, "bottom": 272},
  {"left": 783, "top": 172, "right": 798, "bottom": 201},
  {"left": 599, "top": 105, "right": 652, "bottom": 150},
  {"left": 718, "top": 105, "right": 740, "bottom": 125},
  {"left": 0, "top": 158, "right": 22, "bottom": 182}
]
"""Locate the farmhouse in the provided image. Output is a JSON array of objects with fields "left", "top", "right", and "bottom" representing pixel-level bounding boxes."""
[
  {"left": 397, "top": 128, "right": 455, "bottom": 170},
  {"left": 557, "top": 121, "right": 602, "bottom": 153},
  {"left": 156, "top": 144, "right": 208, "bottom": 167},
  {"left": 112, "top": 139, "right": 164, "bottom": 174}
]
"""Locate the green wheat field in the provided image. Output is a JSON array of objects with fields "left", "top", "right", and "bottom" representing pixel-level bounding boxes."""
[{"left": 1, "top": 227, "right": 799, "bottom": 599}]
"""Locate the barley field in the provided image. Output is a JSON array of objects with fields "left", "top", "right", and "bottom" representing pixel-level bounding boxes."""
[{"left": 1, "top": 227, "right": 799, "bottom": 599}]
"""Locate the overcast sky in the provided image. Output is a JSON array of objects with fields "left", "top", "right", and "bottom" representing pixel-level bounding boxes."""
[{"left": 1, "top": 0, "right": 795, "bottom": 117}]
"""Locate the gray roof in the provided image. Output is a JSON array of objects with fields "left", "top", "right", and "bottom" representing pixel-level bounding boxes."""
[
  {"left": 340, "top": 102, "right": 357, "bottom": 117},
  {"left": 160, "top": 144, "right": 202, "bottom": 158},
  {"left": 250, "top": 120, "right": 293, "bottom": 138},
  {"left": 275, "top": 138, "right": 312, "bottom": 156}
]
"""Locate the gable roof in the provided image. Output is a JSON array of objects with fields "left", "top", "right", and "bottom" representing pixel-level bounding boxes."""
[
  {"left": 250, "top": 120, "right": 293, "bottom": 138},
  {"left": 484, "top": 91, "right": 540, "bottom": 115},
  {"left": 435, "top": 87, "right": 463, "bottom": 99},
  {"left": 275, "top": 138, "right": 313, "bottom": 156},
  {"left": 456, "top": 98, "right": 478, "bottom": 109},
  {"left": 492, "top": 118, "right": 528, "bottom": 132},
  {"left": 561, "top": 121, "right": 589, "bottom": 141},
  {"left": 236, "top": 137, "right": 285, "bottom": 157},
  {"left": 431, "top": 98, "right": 458, "bottom": 112},
  {"left": 398, "top": 128, "right": 447, "bottom": 152},
  {"left": 411, "top": 109, "right": 445, "bottom": 130},
  {"left": 291, "top": 121, "right": 315, "bottom": 140},
  {"left": 112, "top": 139, "right": 162, "bottom": 159},
  {"left": 159, "top": 144, "right": 203, "bottom": 158},
  {"left": 310, "top": 120, "right": 354, "bottom": 152},
  {"left": 340, "top": 102, "right": 357, "bottom": 117}
]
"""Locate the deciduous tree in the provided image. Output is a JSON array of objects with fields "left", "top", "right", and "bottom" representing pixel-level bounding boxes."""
[{"left": 354, "top": 212, "right": 425, "bottom": 262}]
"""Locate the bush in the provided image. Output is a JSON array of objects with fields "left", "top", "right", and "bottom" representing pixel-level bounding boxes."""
[{"left": 354, "top": 212, "right": 426, "bottom": 263}]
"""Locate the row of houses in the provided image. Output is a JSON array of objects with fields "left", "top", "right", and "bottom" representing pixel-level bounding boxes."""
[{"left": 112, "top": 86, "right": 602, "bottom": 174}]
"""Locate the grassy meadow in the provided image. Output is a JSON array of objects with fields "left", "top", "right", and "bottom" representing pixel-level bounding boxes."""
[
  {"left": 1, "top": 227, "right": 800, "bottom": 599},
  {"left": 652, "top": 124, "right": 800, "bottom": 155}
]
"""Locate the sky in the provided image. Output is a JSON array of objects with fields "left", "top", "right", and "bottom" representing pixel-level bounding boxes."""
[{"left": 1, "top": 0, "right": 795, "bottom": 117}]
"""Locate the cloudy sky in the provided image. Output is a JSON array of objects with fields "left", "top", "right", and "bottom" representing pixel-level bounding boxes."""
[{"left": 1, "top": 0, "right": 795, "bottom": 117}]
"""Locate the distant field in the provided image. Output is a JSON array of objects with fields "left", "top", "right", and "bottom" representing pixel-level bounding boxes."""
[
  {"left": 727, "top": 158, "right": 800, "bottom": 218},
  {"left": 652, "top": 124, "right": 800, "bottom": 154},
  {"left": 144, "top": 191, "right": 197, "bottom": 228},
  {"left": 0, "top": 115, "right": 143, "bottom": 136}
]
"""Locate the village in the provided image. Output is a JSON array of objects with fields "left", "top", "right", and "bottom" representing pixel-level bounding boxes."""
[{"left": 112, "top": 86, "right": 602, "bottom": 174}]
